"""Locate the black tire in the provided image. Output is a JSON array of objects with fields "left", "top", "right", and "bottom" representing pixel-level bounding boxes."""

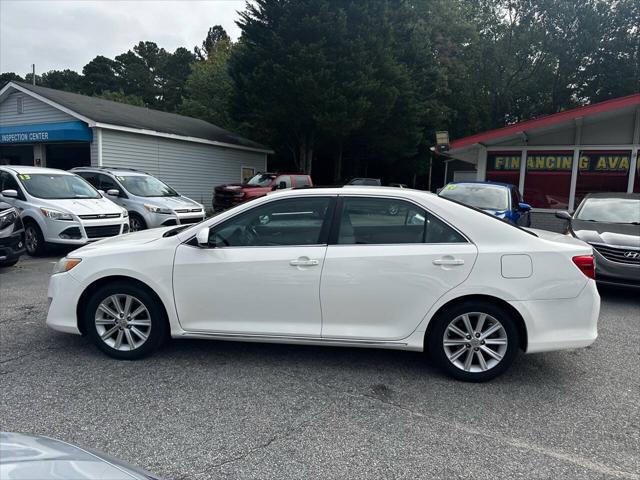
[
  {"left": 128, "top": 212, "right": 147, "bottom": 232},
  {"left": 24, "top": 221, "right": 46, "bottom": 256},
  {"left": 84, "top": 281, "right": 167, "bottom": 360},
  {"left": 0, "top": 258, "right": 19, "bottom": 267},
  {"left": 427, "top": 301, "right": 520, "bottom": 382}
]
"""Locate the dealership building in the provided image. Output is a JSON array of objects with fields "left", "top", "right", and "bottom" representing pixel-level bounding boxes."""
[
  {"left": 444, "top": 93, "right": 640, "bottom": 230},
  {"left": 0, "top": 81, "right": 270, "bottom": 205}
]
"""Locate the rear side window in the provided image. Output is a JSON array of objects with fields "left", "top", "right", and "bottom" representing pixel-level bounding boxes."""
[
  {"left": 337, "top": 197, "right": 466, "bottom": 245},
  {"left": 295, "top": 175, "right": 311, "bottom": 187}
]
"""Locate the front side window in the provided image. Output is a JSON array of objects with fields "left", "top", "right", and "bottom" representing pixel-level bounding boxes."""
[
  {"left": 210, "top": 197, "right": 332, "bottom": 247},
  {"left": 18, "top": 173, "right": 101, "bottom": 199},
  {"left": 97, "top": 174, "right": 119, "bottom": 192},
  {"left": 439, "top": 184, "right": 509, "bottom": 211},
  {"left": 1, "top": 172, "right": 22, "bottom": 195},
  {"left": 275, "top": 176, "right": 292, "bottom": 188},
  {"left": 116, "top": 174, "right": 178, "bottom": 197},
  {"left": 337, "top": 197, "right": 466, "bottom": 244},
  {"left": 76, "top": 172, "right": 98, "bottom": 188}
]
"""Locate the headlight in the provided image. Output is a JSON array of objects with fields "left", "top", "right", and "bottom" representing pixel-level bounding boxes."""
[
  {"left": 122, "top": 209, "right": 129, "bottom": 218},
  {"left": 41, "top": 207, "right": 73, "bottom": 221},
  {"left": 233, "top": 191, "right": 246, "bottom": 198},
  {"left": 143, "top": 204, "right": 172, "bottom": 214},
  {"left": 52, "top": 257, "right": 82, "bottom": 275},
  {"left": 0, "top": 208, "right": 18, "bottom": 229}
]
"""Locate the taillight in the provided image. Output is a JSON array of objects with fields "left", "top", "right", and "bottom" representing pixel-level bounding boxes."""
[{"left": 572, "top": 255, "right": 595, "bottom": 279}]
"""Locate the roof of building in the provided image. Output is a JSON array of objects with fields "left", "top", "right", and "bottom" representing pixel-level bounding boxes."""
[
  {"left": 1, "top": 82, "right": 271, "bottom": 153},
  {"left": 449, "top": 93, "right": 640, "bottom": 151}
]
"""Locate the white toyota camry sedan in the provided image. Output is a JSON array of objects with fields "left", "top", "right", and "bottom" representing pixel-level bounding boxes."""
[{"left": 46, "top": 187, "right": 600, "bottom": 381}]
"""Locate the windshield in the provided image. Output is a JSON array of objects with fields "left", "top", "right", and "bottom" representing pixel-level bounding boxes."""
[
  {"left": 18, "top": 173, "right": 101, "bottom": 199},
  {"left": 439, "top": 184, "right": 509, "bottom": 211},
  {"left": 575, "top": 197, "right": 640, "bottom": 224},
  {"left": 117, "top": 174, "right": 179, "bottom": 197},
  {"left": 246, "top": 173, "right": 276, "bottom": 186}
]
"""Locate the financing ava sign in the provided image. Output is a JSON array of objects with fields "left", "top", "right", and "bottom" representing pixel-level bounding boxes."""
[{"left": 488, "top": 151, "right": 634, "bottom": 172}]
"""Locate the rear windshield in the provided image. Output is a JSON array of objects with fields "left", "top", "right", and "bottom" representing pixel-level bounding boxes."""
[
  {"left": 116, "top": 174, "right": 179, "bottom": 197},
  {"left": 439, "top": 184, "right": 509, "bottom": 211},
  {"left": 575, "top": 197, "right": 640, "bottom": 224},
  {"left": 18, "top": 173, "right": 101, "bottom": 199}
]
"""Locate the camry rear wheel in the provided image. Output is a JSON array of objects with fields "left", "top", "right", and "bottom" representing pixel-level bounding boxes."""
[
  {"left": 84, "top": 282, "right": 167, "bottom": 359},
  {"left": 428, "top": 301, "right": 519, "bottom": 382}
]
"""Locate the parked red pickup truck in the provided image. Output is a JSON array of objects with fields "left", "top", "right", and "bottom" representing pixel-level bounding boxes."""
[{"left": 213, "top": 172, "right": 313, "bottom": 211}]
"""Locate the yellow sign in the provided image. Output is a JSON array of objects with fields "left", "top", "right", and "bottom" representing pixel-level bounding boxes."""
[{"left": 489, "top": 151, "right": 632, "bottom": 172}]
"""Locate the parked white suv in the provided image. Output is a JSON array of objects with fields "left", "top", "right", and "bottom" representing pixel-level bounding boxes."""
[
  {"left": 0, "top": 166, "right": 129, "bottom": 255},
  {"left": 73, "top": 167, "right": 205, "bottom": 232}
]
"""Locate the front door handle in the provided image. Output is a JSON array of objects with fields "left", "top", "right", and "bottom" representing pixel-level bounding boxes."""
[
  {"left": 290, "top": 258, "right": 319, "bottom": 267},
  {"left": 433, "top": 257, "right": 465, "bottom": 266}
]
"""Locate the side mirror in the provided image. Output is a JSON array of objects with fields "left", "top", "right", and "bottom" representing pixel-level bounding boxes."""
[
  {"left": 0, "top": 189, "right": 18, "bottom": 198},
  {"left": 278, "top": 181, "right": 287, "bottom": 189},
  {"left": 106, "top": 189, "right": 120, "bottom": 196},
  {"left": 196, "top": 227, "right": 210, "bottom": 247},
  {"left": 518, "top": 202, "right": 532, "bottom": 212},
  {"left": 555, "top": 210, "right": 572, "bottom": 220}
]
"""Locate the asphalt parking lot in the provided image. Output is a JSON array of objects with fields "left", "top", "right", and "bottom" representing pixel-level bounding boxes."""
[{"left": 1, "top": 254, "right": 639, "bottom": 480}]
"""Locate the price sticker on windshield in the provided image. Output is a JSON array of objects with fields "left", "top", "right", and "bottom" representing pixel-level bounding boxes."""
[
  {"left": 18, "top": 174, "right": 31, "bottom": 180},
  {"left": 445, "top": 184, "right": 456, "bottom": 190},
  {"left": 116, "top": 176, "right": 126, "bottom": 181}
]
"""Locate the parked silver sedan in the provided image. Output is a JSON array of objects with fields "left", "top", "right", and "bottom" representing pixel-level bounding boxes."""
[{"left": 0, "top": 432, "right": 160, "bottom": 479}]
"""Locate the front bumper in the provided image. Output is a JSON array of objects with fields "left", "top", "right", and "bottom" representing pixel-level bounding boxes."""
[
  {"left": 511, "top": 280, "right": 600, "bottom": 354},
  {"left": 592, "top": 247, "right": 640, "bottom": 287},
  {"left": 46, "top": 271, "right": 83, "bottom": 335},
  {"left": 144, "top": 211, "right": 205, "bottom": 228},
  {"left": 43, "top": 218, "right": 129, "bottom": 245},
  {"left": 0, "top": 229, "right": 25, "bottom": 262}
]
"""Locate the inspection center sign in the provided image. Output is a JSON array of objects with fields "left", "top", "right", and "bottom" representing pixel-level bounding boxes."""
[{"left": 0, "top": 121, "right": 92, "bottom": 144}]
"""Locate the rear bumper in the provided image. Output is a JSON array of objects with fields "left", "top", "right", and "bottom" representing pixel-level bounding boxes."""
[{"left": 511, "top": 280, "right": 600, "bottom": 354}]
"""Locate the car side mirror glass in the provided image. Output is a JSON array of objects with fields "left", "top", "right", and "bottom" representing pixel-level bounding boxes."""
[
  {"left": 518, "top": 202, "right": 531, "bottom": 212},
  {"left": 278, "top": 181, "right": 287, "bottom": 189},
  {"left": 555, "top": 210, "right": 572, "bottom": 220},
  {"left": 196, "top": 227, "right": 210, "bottom": 247},
  {"left": 1, "top": 189, "right": 18, "bottom": 198},
  {"left": 106, "top": 189, "right": 120, "bottom": 196}
]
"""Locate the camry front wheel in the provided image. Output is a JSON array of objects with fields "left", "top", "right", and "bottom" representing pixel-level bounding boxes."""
[{"left": 84, "top": 282, "right": 167, "bottom": 359}]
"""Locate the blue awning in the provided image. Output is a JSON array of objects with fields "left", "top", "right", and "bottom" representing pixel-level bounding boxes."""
[{"left": 0, "top": 121, "right": 93, "bottom": 144}]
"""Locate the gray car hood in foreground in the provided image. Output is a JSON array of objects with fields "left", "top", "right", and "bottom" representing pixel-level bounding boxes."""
[{"left": 0, "top": 432, "right": 159, "bottom": 480}]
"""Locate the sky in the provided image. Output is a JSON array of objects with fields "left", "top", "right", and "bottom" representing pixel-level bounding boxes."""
[{"left": 0, "top": 0, "right": 245, "bottom": 76}]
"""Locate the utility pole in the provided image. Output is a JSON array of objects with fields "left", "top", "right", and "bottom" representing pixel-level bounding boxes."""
[{"left": 32, "top": 64, "right": 36, "bottom": 85}]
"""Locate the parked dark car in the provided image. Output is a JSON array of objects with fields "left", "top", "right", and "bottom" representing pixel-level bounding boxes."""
[
  {"left": 557, "top": 192, "right": 640, "bottom": 287},
  {"left": 347, "top": 177, "right": 382, "bottom": 186},
  {"left": 438, "top": 181, "right": 532, "bottom": 226},
  {"left": 0, "top": 201, "right": 25, "bottom": 267},
  {"left": 0, "top": 431, "right": 160, "bottom": 479},
  {"left": 213, "top": 172, "right": 313, "bottom": 211}
]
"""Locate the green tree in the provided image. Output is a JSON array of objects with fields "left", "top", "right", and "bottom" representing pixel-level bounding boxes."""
[
  {"left": 97, "top": 90, "right": 146, "bottom": 106},
  {"left": 180, "top": 36, "right": 235, "bottom": 129},
  {"left": 194, "top": 25, "right": 231, "bottom": 61},
  {"left": 0, "top": 72, "right": 24, "bottom": 87},
  {"left": 40, "top": 69, "right": 83, "bottom": 92},
  {"left": 82, "top": 56, "right": 120, "bottom": 95}
]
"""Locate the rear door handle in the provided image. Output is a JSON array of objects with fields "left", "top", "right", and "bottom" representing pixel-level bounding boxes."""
[
  {"left": 290, "top": 258, "right": 319, "bottom": 267},
  {"left": 433, "top": 258, "right": 465, "bottom": 266}
]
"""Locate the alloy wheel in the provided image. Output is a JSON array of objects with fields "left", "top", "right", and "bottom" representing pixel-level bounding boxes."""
[
  {"left": 442, "top": 312, "right": 508, "bottom": 373},
  {"left": 129, "top": 216, "right": 142, "bottom": 232},
  {"left": 95, "top": 294, "right": 152, "bottom": 351},
  {"left": 25, "top": 226, "right": 38, "bottom": 254}
]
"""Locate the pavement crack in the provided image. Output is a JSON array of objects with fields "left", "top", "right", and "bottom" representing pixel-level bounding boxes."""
[
  {"left": 0, "top": 346, "right": 64, "bottom": 365},
  {"left": 179, "top": 420, "right": 311, "bottom": 479},
  {"left": 281, "top": 371, "right": 640, "bottom": 480}
]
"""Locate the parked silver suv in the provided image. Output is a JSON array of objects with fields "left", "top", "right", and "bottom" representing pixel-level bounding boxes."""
[{"left": 73, "top": 167, "right": 205, "bottom": 231}]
